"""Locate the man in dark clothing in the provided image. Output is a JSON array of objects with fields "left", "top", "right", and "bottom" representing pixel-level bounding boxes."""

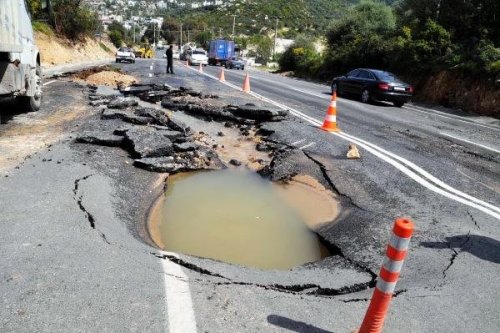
[{"left": 166, "top": 45, "right": 174, "bottom": 74}]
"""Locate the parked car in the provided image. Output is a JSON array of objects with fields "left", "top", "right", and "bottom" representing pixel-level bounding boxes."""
[
  {"left": 189, "top": 49, "right": 208, "bottom": 66},
  {"left": 225, "top": 57, "right": 245, "bottom": 70},
  {"left": 331, "top": 68, "right": 413, "bottom": 107},
  {"left": 173, "top": 50, "right": 180, "bottom": 60},
  {"left": 116, "top": 47, "right": 136, "bottom": 63}
]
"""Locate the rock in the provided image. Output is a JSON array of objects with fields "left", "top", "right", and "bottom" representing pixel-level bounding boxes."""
[
  {"left": 256, "top": 143, "right": 273, "bottom": 152},
  {"left": 122, "top": 127, "right": 174, "bottom": 158},
  {"left": 160, "top": 99, "right": 184, "bottom": 111},
  {"left": 347, "top": 143, "right": 361, "bottom": 159},
  {"left": 108, "top": 97, "right": 138, "bottom": 109},
  {"left": 173, "top": 142, "right": 199, "bottom": 152},
  {"left": 217, "top": 131, "right": 225, "bottom": 137},
  {"left": 229, "top": 159, "right": 242, "bottom": 166},
  {"left": 75, "top": 131, "right": 123, "bottom": 147}
]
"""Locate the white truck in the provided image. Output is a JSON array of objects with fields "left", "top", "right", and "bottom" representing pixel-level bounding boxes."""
[{"left": 0, "top": 1, "right": 49, "bottom": 112}]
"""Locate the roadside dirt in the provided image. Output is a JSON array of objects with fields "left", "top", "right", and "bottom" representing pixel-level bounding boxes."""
[
  {"left": 73, "top": 69, "right": 137, "bottom": 87},
  {"left": 35, "top": 31, "right": 116, "bottom": 68},
  {"left": 0, "top": 101, "right": 87, "bottom": 173}
]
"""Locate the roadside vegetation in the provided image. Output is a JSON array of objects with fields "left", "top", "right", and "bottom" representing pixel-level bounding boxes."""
[
  {"left": 28, "top": 0, "right": 100, "bottom": 41},
  {"left": 280, "top": 0, "right": 499, "bottom": 79}
]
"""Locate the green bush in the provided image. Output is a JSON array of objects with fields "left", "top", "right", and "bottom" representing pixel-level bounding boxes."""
[
  {"left": 99, "top": 42, "right": 111, "bottom": 53},
  {"left": 52, "top": 0, "right": 99, "bottom": 41},
  {"left": 108, "top": 31, "right": 123, "bottom": 48},
  {"left": 32, "top": 21, "right": 54, "bottom": 37}
]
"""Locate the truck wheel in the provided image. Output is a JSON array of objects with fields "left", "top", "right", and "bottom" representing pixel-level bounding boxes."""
[{"left": 18, "top": 64, "right": 42, "bottom": 112}]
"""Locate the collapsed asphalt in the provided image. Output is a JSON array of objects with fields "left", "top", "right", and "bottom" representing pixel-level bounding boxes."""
[{"left": 0, "top": 57, "right": 499, "bottom": 332}]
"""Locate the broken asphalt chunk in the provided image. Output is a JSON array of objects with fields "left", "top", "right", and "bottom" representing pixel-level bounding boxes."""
[
  {"left": 107, "top": 97, "right": 138, "bottom": 109},
  {"left": 122, "top": 127, "right": 174, "bottom": 158},
  {"left": 75, "top": 131, "right": 124, "bottom": 147}
]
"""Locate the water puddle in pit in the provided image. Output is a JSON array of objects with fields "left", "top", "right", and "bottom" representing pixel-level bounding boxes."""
[{"left": 149, "top": 169, "right": 339, "bottom": 270}]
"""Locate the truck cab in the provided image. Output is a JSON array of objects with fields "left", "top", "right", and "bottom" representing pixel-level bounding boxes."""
[{"left": 0, "top": 1, "right": 49, "bottom": 112}]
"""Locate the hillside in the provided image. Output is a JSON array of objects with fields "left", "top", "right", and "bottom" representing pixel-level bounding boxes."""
[{"left": 160, "top": 0, "right": 376, "bottom": 36}]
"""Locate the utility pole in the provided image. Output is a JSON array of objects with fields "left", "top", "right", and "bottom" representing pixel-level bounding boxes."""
[
  {"left": 153, "top": 23, "right": 156, "bottom": 47},
  {"left": 273, "top": 18, "right": 279, "bottom": 58},
  {"left": 187, "top": 31, "right": 190, "bottom": 43},
  {"left": 180, "top": 24, "right": 183, "bottom": 47},
  {"left": 219, "top": 27, "right": 222, "bottom": 38},
  {"left": 231, "top": 15, "right": 236, "bottom": 38}
]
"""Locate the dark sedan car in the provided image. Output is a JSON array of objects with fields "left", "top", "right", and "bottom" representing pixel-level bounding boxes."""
[
  {"left": 225, "top": 57, "right": 245, "bottom": 70},
  {"left": 331, "top": 68, "right": 413, "bottom": 107}
]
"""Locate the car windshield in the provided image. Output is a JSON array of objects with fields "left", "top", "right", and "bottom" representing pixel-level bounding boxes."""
[
  {"left": 118, "top": 47, "right": 130, "bottom": 52},
  {"left": 372, "top": 70, "right": 403, "bottom": 83},
  {"left": 193, "top": 51, "right": 206, "bottom": 55}
]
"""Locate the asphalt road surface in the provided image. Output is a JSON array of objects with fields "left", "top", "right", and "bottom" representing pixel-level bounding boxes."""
[{"left": 1, "top": 57, "right": 499, "bottom": 333}]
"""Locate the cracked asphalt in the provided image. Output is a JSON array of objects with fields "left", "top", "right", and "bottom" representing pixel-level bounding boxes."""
[{"left": 0, "top": 56, "right": 499, "bottom": 332}]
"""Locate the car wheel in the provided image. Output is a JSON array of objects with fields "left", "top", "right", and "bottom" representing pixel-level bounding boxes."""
[
  {"left": 18, "top": 63, "right": 42, "bottom": 112},
  {"left": 361, "top": 89, "right": 371, "bottom": 103},
  {"left": 393, "top": 101, "right": 404, "bottom": 107},
  {"left": 241, "top": 66, "right": 245, "bottom": 71}
]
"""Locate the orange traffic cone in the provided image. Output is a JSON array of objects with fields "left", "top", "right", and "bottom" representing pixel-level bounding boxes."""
[
  {"left": 199, "top": 63, "right": 203, "bottom": 73},
  {"left": 321, "top": 92, "right": 339, "bottom": 132},
  {"left": 219, "top": 68, "right": 226, "bottom": 82},
  {"left": 242, "top": 73, "right": 251, "bottom": 93},
  {"left": 185, "top": 60, "right": 189, "bottom": 67}
]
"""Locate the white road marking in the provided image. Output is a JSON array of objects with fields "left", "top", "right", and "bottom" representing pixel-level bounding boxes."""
[
  {"left": 43, "top": 80, "right": 57, "bottom": 86},
  {"left": 299, "top": 142, "right": 316, "bottom": 150},
  {"left": 184, "top": 65, "right": 500, "bottom": 220},
  {"left": 218, "top": 68, "right": 500, "bottom": 132},
  {"left": 439, "top": 132, "right": 500, "bottom": 154},
  {"left": 149, "top": 73, "right": 153, "bottom": 78},
  {"left": 161, "top": 252, "right": 197, "bottom": 333},
  {"left": 150, "top": 65, "right": 154, "bottom": 70},
  {"left": 291, "top": 139, "right": 306, "bottom": 146}
]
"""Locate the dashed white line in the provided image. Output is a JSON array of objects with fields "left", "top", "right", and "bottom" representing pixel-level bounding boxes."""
[
  {"left": 185, "top": 65, "right": 500, "bottom": 220},
  {"left": 299, "top": 142, "right": 316, "bottom": 150},
  {"left": 439, "top": 132, "right": 500, "bottom": 154},
  {"left": 161, "top": 252, "right": 197, "bottom": 333},
  {"left": 43, "top": 80, "right": 57, "bottom": 86},
  {"left": 291, "top": 139, "right": 306, "bottom": 146}
]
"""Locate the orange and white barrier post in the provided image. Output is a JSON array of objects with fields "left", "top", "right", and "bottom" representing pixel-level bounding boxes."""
[
  {"left": 358, "top": 218, "right": 415, "bottom": 333},
  {"left": 185, "top": 60, "right": 189, "bottom": 67},
  {"left": 219, "top": 68, "right": 226, "bottom": 82},
  {"left": 199, "top": 63, "right": 203, "bottom": 73},
  {"left": 242, "top": 73, "right": 251, "bottom": 93},
  {"left": 321, "top": 92, "right": 339, "bottom": 132}
]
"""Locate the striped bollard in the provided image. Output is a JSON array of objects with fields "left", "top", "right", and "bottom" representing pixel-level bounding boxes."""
[{"left": 358, "top": 218, "right": 414, "bottom": 333}]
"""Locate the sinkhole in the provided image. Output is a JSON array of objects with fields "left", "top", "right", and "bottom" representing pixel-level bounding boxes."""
[{"left": 148, "top": 169, "right": 340, "bottom": 270}]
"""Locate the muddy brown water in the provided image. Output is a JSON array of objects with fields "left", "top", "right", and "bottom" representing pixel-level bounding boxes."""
[{"left": 149, "top": 169, "right": 339, "bottom": 270}]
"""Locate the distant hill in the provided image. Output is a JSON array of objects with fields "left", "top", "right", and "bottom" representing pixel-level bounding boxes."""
[{"left": 158, "top": 0, "right": 397, "bottom": 37}]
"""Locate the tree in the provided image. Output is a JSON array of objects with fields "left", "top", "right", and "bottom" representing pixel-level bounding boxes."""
[
  {"left": 52, "top": 0, "right": 99, "bottom": 41},
  {"left": 161, "top": 16, "right": 180, "bottom": 44},
  {"left": 249, "top": 35, "right": 273, "bottom": 64},
  {"left": 194, "top": 31, "right": 214, "bottom": 49}
]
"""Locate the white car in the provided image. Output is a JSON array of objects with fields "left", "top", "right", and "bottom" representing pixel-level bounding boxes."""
[
  {"left": 173, "top": 50, "right": 180, "bottom": 60},
  {"left": 116, "top": 47, "right": 135, "bottom": 63},
  {"left": 189, "top": 49, "right": 208, "bottom": 66}
]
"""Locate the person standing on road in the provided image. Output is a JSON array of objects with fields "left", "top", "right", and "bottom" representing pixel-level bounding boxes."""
[{"left": 166, "top": 45, "right": 174, "bottom": 74}]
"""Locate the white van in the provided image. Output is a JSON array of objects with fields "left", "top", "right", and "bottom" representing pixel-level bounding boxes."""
[
  {"left": 188, "top": 49, "right": 208, "bottom": 66},
  {"left": 0, "top": 1, "right": 49, "bottom": 112}
]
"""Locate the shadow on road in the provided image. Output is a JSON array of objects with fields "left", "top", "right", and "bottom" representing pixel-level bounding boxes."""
[
  {"left": 267, "top": 315, "right": 333, "bottom": 333},
  {"left": 0, "top": 100, "right": 24, "bottom": 125},
  {"left": 420, "top": 235, "right": 500, "bottom": 264},
  {"left": 321, "top": 92, "right": 394, "bottom": 108}
]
